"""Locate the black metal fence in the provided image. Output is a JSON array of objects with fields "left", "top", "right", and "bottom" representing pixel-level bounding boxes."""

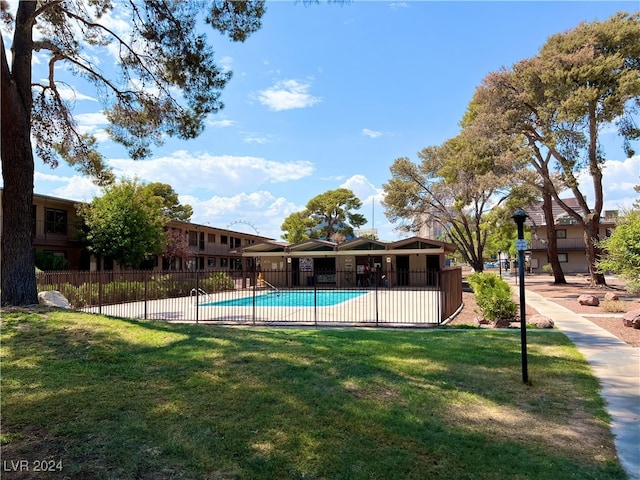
[{"left": 36, "top": 268, "right": 462, "bottom": 327}]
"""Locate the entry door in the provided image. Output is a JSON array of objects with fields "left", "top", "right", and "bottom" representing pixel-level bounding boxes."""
[
  {"left": 397, "top": 255, "right": 410, "bottom": 286},
  {"left": 291, "top": 258, "right": 300, "bottom": 287}
]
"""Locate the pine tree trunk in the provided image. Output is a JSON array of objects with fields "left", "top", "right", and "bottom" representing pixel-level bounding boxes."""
[
  {"left": 584, "top": 215, "right": 606, "bottom": 286},
  {"left": 1, "top": 3, "right": 38, "bottom": 306},
  {"left": 541, "top": 190, "right": 566, "bottom": 284}
]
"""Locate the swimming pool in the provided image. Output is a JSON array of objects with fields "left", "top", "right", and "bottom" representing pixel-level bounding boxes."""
[{"left": 202, "top": 289, "right": 368, "bottom": 307}]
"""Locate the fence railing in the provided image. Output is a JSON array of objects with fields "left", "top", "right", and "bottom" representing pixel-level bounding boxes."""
[{"left": 36, "top": 268, "right": 462, "bottom": 327}]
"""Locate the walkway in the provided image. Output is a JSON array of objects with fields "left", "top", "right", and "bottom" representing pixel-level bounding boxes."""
[{"left": 517, "top": 288, "right": 640, "bottom": 480}]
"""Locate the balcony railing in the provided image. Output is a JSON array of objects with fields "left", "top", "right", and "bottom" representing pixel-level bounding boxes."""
[
  {"left": 32, "top": 220, "right": 83, "bottom": 246},
  {"left": 530, "top": 237, "right": 585, "bottom": 251}
]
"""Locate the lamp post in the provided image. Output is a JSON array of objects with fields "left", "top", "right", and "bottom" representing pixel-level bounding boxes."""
[
  {"left": 498, "top": 250, "right": 502, "bottom": 278},
  {"left": 512, "top": 209, "right": 529, "bottom": 385}
]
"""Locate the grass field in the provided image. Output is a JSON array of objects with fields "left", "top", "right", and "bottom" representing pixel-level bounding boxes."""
[{"left": 0, "top": 308, "right": 627, "bottom": 480}]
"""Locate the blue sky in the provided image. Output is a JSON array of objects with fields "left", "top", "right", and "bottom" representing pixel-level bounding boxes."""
[{"left": 4, "top": 1, "right": 640, "bottom": 240}]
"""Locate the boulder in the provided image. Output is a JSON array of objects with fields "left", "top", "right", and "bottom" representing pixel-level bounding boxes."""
[
  {"left": 604, "top": 292, "right": 620, "bottom": 301},
  {"left": 578, "top": 294, "right": 600, "bottom": 306},
  {"left": 530, "top": 314, "right": 554, "bottom": 329},
  {"left": 38, "top": 290, "right": 71, "bottom": 309},
  {"left": 622, "top": 309, "right": 640, "bottom": 329}
]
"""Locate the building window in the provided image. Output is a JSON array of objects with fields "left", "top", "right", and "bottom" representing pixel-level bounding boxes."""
[
  {"left": 605, "top": 227, "right": 613, "bottom": 238},
  {"left": 208, "top": 257, "right": 216, "bottom": 267},
  {"left": 45, "top": 208, "right": 67, "bottom": 234},
  {"left": 208, "top": 233, "right": 216, "bottom": 243},
  {"left": 220, "top": 258, "right": 228, "bottom": 267},
  {"left": 221, "top": 235, "right": 228, "bottom": 245},
  {"left": 188, "top": 231, "right": 198, "bottom": 247},
  {"left": 32, "top": 205, "right": 37, "bottom": 236},
  {"left": 558, "top": 253, "right": 568, "bottom": 263},
  {"left": 555, "top": 229, "right": 566, "bottom": 239}
]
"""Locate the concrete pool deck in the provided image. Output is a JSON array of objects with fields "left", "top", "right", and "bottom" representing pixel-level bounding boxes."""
[{"left": 82, "top": 288, "right": 444, "bottom": 325}]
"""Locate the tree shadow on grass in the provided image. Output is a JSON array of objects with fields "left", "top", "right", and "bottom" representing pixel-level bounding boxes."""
[{"left": 0, "top": 309, "right": 625, "bottom": 480}]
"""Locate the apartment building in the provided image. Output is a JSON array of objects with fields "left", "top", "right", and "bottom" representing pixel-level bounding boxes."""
[
  {"left": 0, "top": 189, "right": 273, "bottom": 272},
  {"left": 525, "top": 197, "right": 617, "bottom": 274}
]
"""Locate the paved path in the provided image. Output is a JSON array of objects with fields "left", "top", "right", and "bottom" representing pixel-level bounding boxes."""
[{"left": 517, "top": 288, "right": 640, "bottom": 480}]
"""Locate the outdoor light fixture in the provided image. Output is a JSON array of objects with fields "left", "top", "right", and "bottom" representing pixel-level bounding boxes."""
[{"left": 512, "top": 209, "right": 530, "bottom": 385}]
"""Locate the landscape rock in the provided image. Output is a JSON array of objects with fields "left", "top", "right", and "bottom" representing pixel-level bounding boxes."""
[
  {"left": 604, "top": 292, "right": 620, "bottom": 301},
  {"left": 578, "top": 294, "right": 600, "bottom": 306},
  {"left": 38, "top": 290, "right": 71, "bottom": 309},
  {"left": 476, "top": 316, "right": 491, "bottom": 326},
  {"left": 493, "top": 318, "right": 512, "bottom": 328},
  {"left": 622, "top": 309, "right": 640, "bottom": 329},
  {"left": 531, "top": 314, "right": 554, "bottom": 329}
]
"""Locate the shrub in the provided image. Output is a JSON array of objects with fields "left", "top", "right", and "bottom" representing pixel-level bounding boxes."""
[
  {"left": 35, "top": 251, "right": 69, "bottom": 271},
  {"left": 467, "top": 272, "right": 518, "bottom": 322},
  {"left": 201, "top": 272, "right": 235, "bottom": 292},
  {"left": 600, "top": 300, "right": 627, "bottom": 313},
  {"left": 626, "top": 280, "right": 640, "bottom": 296},
  {"left": 542, "top": 263, "right": 553, "bottom": 275}
]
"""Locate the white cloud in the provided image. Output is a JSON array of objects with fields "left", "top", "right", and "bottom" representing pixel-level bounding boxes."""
[
  {"left": 257, "top": 79, "right": 322, "bottom": 111},
  {"left": 218, "top": 56, "right": 233, "bottom": 72},
  {"left": 34, "top": 173, "right": 102, "bottom": 203},
  {"left": 185, "top": 191, "right": 302, "bottom": 239},
  {"left": 75, "top": 112, "right": 108, "bottom": 126},
  {"left": 362, "top": 128, "right": 383, "bottom": 138},
  {"left": 576, "top": 155, "right": 640, "bottom": 211},
  {"left": 340, "top": 174, "right": 380, "bottom": 199},
  {"left": 243, "top": 135, "right": 270, "bottom": 144},
  {"left": 73, "top": 111, "right": 110, "bottom": 142},
  {"left": 55, "top": 85, "right": 97, "bottom": 102},
  {"left": 107, "top": 150, "right": 314, "bottom": 195},
  {"left": 206, "top": 118, "right": 236, "bottom": 128}
]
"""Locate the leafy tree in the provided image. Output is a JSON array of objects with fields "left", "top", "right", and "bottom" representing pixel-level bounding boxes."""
[
  {"left": 281, "top": 212, "right": 313, "bottom": 243},
  {"left": 78, "top": 179, "right": 168, "bottom": 269},
  {"left": 471, "top": 12, "right": 640, "bottom": 286},
  {"left": 597, "top": 209, "right": 640, "bottom": 293},
  {"left": 146, "top": 183, "right": 193, "bottom": 222},
  {"left": 305, "top": 188, "right": 367, "bottom": 240},
  {"left": 383, "top": 124, "right": 525, "bottom": 272},
  {"left": 281, "top": 189, "right": 367, "bottom": 242},
  {"left": 163, "top": 228, "right": 191, "bottom": 270},
  {"left": 359, "top": 232, "right": 379, "bottom": 241},
  {"left": 1, "top": 1, "right": 266, "bottom": 304}
]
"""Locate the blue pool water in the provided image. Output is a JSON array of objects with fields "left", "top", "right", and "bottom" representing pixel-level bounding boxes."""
[{"left": 202, "top": 289, "right": 367, "bottom": 307}]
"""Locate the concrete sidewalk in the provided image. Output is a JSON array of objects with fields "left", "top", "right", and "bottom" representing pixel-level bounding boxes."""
[{"left": 517, "top": 288, "right": 640, "bottom": 480}]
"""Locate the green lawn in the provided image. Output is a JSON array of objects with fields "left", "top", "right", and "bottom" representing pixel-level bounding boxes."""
[{"left": 1, "top": 309, "right": 627, "bottom": 480}]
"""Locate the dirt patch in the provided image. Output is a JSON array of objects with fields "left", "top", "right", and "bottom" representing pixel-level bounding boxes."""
[{"left": 448, "top": 272, "right": 640, "bottom": 348}]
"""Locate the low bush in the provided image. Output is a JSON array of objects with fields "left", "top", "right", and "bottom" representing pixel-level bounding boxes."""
[
  {"left": 626, "top": 280, "right": 640, "bottom": 296},
  {"left": 200, "top": 271, "right": 235, "bottom": 292},
  {"left": 467, "top": 272, "right": 518, "bottom": 322},
  {"left": 600, "top": 300, "right": 627, "bottom": 313}
]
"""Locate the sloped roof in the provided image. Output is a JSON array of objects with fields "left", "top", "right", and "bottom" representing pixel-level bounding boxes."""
[
  {"left": 337, "top": 237, "right": 387, "bottom": 251},
  {"left": 241, "top": 241, "right": 289, "bottom": 253},
  {"left": 241, "top": 235, "right": 457, "bottom": 256},
  {"left": 525, "top": 197, "right": 583, "bottom": 226},
  {"left": 289, "top": 238, "right": 337, "bottom": 252},
  {"left": 388, "top": 237, "right": 457, "bottom": 253}
]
